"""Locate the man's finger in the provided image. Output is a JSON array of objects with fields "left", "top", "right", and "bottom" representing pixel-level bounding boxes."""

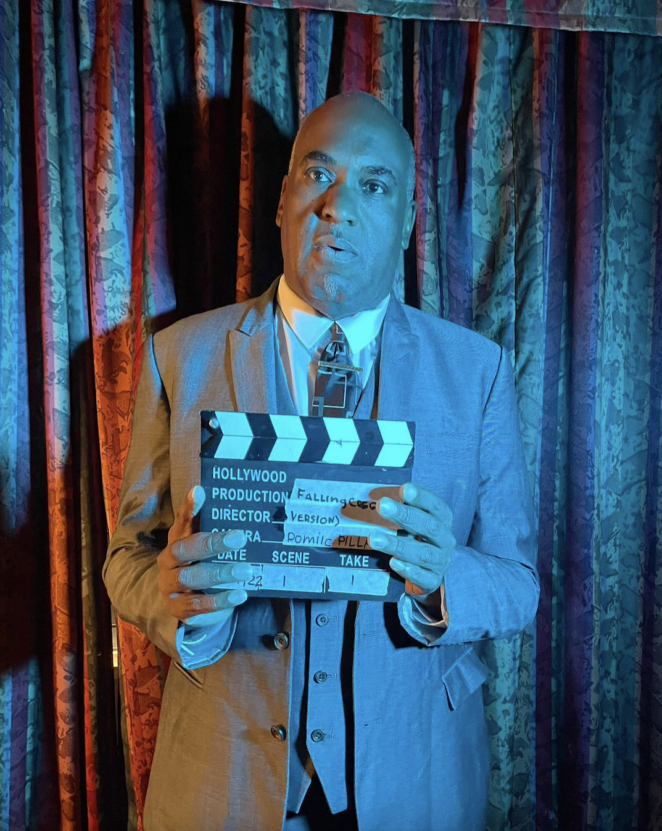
[
  {"left": 369, "top": 533, "right": 448, "bottom": 569},
  {"left": 389, "top": 558, "right": 443, "bottom": 593},
  {"left": 401, "top": 483, "right": 453, "bottom": 527},
  {"left": 165, "top": 588, "right": 248, "bottom": 621},
  {"left": 169, "top": 528, "right": 247, "bottom": 565},
  {"left": 378, "top": 498, "right": 454, "bottom": 548},
  {"left": 168, "top": 486, "right": 206, "bottom": 545},
  {"left": 160, "top": 561, "right": 253, "bottom": 594}
]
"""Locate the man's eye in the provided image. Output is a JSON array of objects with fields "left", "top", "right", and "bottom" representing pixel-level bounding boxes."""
[
  {"left": 306, "top": 168, "right": 332, "bottom": 183},
  {"left": 363, "top": 180, "right": 387, "bottom": 195}
]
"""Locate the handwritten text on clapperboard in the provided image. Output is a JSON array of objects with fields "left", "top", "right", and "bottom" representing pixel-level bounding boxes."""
[{"left": 199, "top": 411, "right": 414, "bottom": 601}]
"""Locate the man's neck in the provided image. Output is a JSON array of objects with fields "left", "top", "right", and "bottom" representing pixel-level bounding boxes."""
[{"left": 277, "top": 275, "right": 390, "bottom": 354}]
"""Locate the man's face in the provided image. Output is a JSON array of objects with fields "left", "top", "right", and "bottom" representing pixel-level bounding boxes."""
[{"left": 276, "top": 98, "right": 417, "bottom": 319}]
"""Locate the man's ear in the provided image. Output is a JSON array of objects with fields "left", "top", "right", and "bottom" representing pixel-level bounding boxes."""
[
  {"left": 401, "top": 200, "right": 417, "bottom": 249},
  {"left": 276, "top": 176, "right": 288, "bottom": 228}
]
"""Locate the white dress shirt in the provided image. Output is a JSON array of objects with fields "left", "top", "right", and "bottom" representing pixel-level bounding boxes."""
[
  {"left": 177, "top": 275, "right": 446, "bottom": 667},
  {"left": 275, "top": 274, "right": 389, "bottom": 414}
]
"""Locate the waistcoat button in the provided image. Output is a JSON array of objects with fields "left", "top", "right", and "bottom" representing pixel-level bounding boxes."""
[
  {"left": 271, "top": 725, "right": 287, "bottom": 741},
  {"left": 313, "top": 671, "right": 328, "bottom": 684},
  {"left": 311, "top": 729, "right": 325, "bottom": 743},
  {"left": 273, "top": 631, "right": 290, "bottom": 650},
  {"left": 315, "top": 614, "right": 329, "bottom": 627}
]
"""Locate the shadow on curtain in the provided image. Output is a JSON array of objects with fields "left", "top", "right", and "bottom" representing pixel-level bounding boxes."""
[{"left": 0, "top": 2, "right": 660, "bottom": 831}]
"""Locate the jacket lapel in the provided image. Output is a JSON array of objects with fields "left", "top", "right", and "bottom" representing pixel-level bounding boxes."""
[
  {"left": 228, "top": 280, "right": 279, "bottom": 415},
  {"left": 356, "top": 297, "right": 420, "bottom": 633},
  {"left": 228, "top": 281, "right": 294, "bottom": 634},
  {"left": 377, "top": 296, "right": 420, "bottom": 422}
]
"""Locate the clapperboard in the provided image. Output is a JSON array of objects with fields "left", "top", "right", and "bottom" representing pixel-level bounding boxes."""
[{"left": 199, "top": 411, "right": 415, "bottom": 601}]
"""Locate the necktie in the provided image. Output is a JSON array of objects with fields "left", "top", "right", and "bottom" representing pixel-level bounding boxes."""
[{"left": 311, "top": 322, "right": 362, "bottom": 418}]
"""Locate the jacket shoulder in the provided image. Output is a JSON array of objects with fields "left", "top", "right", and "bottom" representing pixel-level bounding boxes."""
[
  {"left": 149, "top": 299, "right": 257, "bottom": 376},
  {"left": 402, "top": 304, "right": 502, "bottom": 366},
  {"left": 154, "top": 300, "right": 250, "bottom": 350}
]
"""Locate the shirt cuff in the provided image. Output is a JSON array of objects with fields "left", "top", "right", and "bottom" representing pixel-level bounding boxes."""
[
  {"left": 398, "top": 583, "right": 449, "bottom": 645},
  {"left": 175, "top": 608, "right": 236, "bottom": 670}
]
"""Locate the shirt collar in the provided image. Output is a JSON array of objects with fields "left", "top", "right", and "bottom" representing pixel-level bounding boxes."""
[{"left": 277, "top": 274, "right": 390, "bottom": 353}]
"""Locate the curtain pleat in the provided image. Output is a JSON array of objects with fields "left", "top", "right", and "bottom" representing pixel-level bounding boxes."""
[
  {"left": 237, "top": 5, "right": 298, "bottom": 302},
  {"left": 297, "top": 10, "right": 334, "bottom": 122},
  {"left": 0, "top": 5, "right": 42, "bottom": 831},
  {"left": 31, "top": 0, "right": 82, "bottom": 826},
  {"left": 80, "top": 0, "right": 178, "bottom": 823},
  {"left": 1, "top": 3, "right": 661, "bottom": 831}
]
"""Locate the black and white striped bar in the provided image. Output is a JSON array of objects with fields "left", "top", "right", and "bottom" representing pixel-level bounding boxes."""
[{"left": 201, "top": 411, "right": 414, "bottom": 468}]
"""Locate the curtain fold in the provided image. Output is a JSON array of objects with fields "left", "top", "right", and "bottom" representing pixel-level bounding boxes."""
[
  {"left": 0, "top": 4, "right": 41, "bottom": 831},
  {"left": 1, "top": 3, "right": 661, "bottom": 831}
]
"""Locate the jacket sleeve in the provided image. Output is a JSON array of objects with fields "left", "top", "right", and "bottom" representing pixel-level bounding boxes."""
[
  {"left": 103, "top": 333, "right": 237, "bottom": 662},
  {"left": 398, "top": 345, "right": 540, "bottom": 646}
]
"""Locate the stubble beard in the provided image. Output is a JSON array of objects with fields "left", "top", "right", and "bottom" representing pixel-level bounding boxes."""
[
  {"left": 314, "top": 270, "right": 356, "bottom": 318},
  {"left": 319, "top": 272, "right": 344, "bottom": 300}
]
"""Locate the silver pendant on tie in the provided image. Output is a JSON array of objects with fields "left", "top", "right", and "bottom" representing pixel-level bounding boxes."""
[{"left": 311, "top": 323, "right": 362, "bottom": 418}]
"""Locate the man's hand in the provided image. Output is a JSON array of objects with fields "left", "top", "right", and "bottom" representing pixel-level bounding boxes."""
[
  {"left": 157, "top": 486, "right": 252, "bottom": 623},
  {"left": 368, "top": 483, "right": 455, "bottom": 600}
]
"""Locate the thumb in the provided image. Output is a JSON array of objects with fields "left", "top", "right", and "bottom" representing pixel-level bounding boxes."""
[{"left": 169, "top": 485, "right": 206, "bottom": 543}]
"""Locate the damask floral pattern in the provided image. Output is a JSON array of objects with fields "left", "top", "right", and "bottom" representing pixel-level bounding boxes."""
[{"left": 1, "top": 3, "right": 661, "bottom": 831}]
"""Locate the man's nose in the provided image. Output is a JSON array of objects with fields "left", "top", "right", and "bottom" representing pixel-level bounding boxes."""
[{"left": 319, "top": 181, "right": 357, "bottom": 225}]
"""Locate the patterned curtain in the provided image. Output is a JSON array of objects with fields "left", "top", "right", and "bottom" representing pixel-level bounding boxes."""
[{"left": 0, "top": 2, "right": 660, "bottom": 831}]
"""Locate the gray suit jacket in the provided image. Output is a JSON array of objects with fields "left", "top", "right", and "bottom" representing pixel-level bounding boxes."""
[{"left": 104, "top": 280, "right": 539, "bottom": 831}]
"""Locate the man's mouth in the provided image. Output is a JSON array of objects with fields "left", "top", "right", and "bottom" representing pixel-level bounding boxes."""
[{"left": 313, "top": 234, "right": 359, "bottom": 262}]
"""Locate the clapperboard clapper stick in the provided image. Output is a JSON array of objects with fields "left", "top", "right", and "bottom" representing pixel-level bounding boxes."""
[{"left": 199, "top": 412, "right": 415, "bottom": 601}]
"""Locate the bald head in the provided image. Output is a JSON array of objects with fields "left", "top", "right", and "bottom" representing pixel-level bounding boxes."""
[
  {"left": 290, "top": 93, "right": 416, "bottom": 201},
  {"left": 276, "top": 91, "right": 418, "bottom": 318}
]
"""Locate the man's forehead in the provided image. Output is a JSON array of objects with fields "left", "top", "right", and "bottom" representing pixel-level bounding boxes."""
[{"left": 293, "top": 117, "right": 408, "bottom": 171}]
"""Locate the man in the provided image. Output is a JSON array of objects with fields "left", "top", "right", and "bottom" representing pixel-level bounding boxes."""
[{"left": 104, "top": 92, "right": 539, "bottom": 831}]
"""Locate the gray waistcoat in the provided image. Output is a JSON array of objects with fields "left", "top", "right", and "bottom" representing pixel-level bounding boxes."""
[{"left": 273, "top": 347, "right": 378, "bottom": 814}]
